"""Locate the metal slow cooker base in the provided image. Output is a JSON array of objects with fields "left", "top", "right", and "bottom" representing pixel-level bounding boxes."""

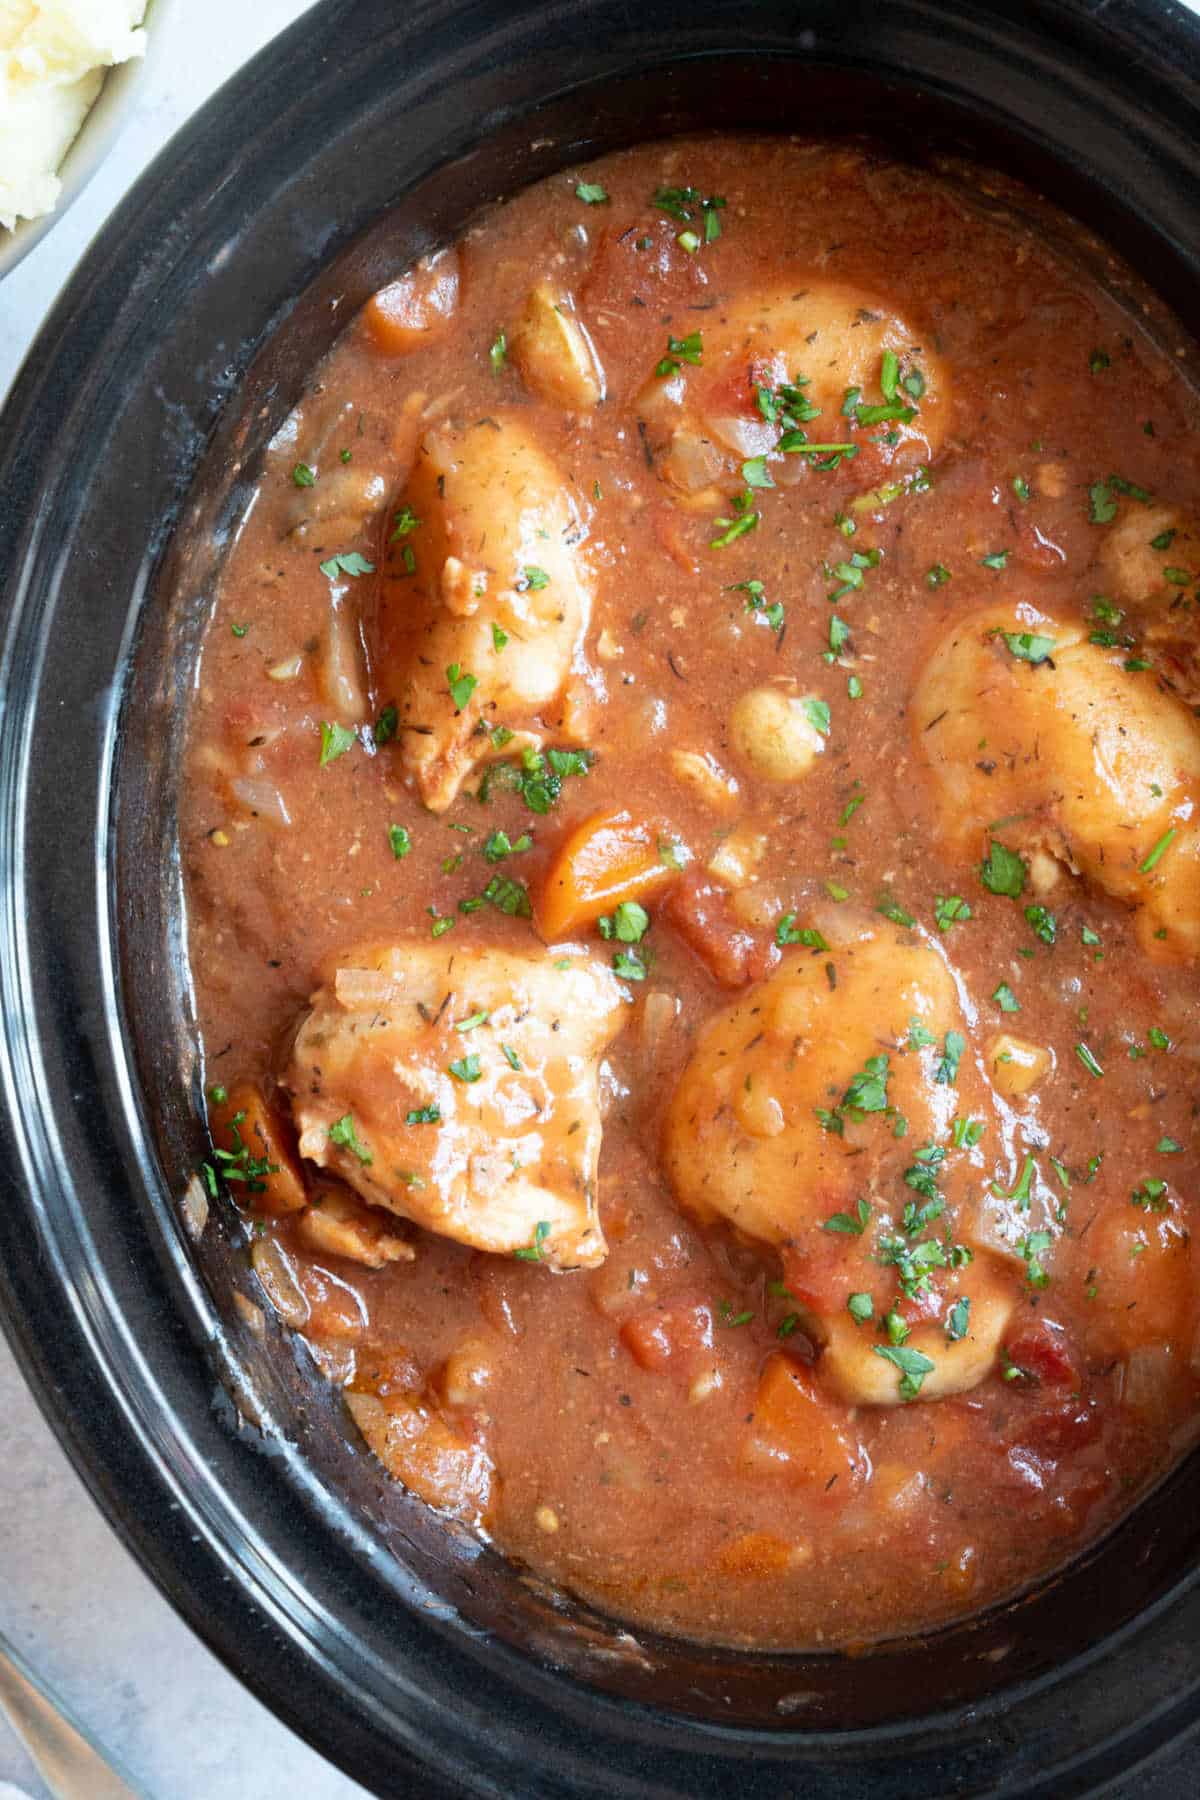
[{"left": 3, "top": 2, "right": 1200, "bottom": 1793}]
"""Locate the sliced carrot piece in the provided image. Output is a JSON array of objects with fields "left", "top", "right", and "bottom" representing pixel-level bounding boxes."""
[
  {"left": 739, "top": 1354, "right": 862, "bottom": 1497},
  {"left": 532, "top": 808, "right": 679, "bottom": 942},
  {"left": 361, "top": 249, "right": 460, "bottom": 355},
  {"left": 208, "top": 1080, "right": 307, "bottom": 1216}
]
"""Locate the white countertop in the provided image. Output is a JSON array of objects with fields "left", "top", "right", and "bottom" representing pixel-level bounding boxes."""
[
  {"left": 0, "top": 12, "right": 369, "bottom": 1794},
  {"left": 3, "top": 4, "right": 1200, "bottom": 1798}
]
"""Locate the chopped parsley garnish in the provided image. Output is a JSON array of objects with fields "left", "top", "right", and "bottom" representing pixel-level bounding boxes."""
[
  {"left": 804, "top": 697, "right": 832, "bottom": 737},
  {"left": 374, "top": 704, "right": 398, "bottom": 747},
  {"left": 1018, "top": 1230, "right": 1053, "bottom": 1289},
  {"left": 926, "top": 563, "right": 951, "bottom": 588},
  {"left": 231, "top": 622, "right": 249, "bottom": 638},
  {"left": 1149, "top": 1027, "right": 1171, "bottom": 1050},
  {"left": 776, "top": 914, "right": 827, "bottom": 950},
  {"left": 319, "top": 721, "right": 356, "bottom": 766},
  {"left": 652, "top": 185, "right": 726, "bottom": 244},
  {"left": 980, "top": 840, "right": 1026, "bottom": 898},
  {"left": 843, "top": 1055, "right": 890, "bottom": 1116},
  {"left": 1089, "top": 348, "right": 1111, "bottom": 373},
  {"left": 823, "top": 1198, "right": 872, "bottom": 1235},
  {"left": 1139, "top": 827, "right": 1177, "bottom": 873},
  {"left": 742, "top": 456, "right": 775, "bottom": 490},
  {"left": 992, "top": 982, "right": 1020, "bottom": 1013},
  {"left": 946, "top": 1296, "right": 970, "bottom": 1341},
  {"left": 448, "top": 1054, "right": 482, "bottom": 1084},
  {"left": 1012, "top": 475, "right": 1030, "bottom": 502},
  {"left": 847, "top": 1292, "right": 874, "bottom": 1325},
  {"left": 991, "top": 1151, "right": 1036, "bottom": 1208},
  {"left": 482, "top": 875, "right": 532, "bottom": 917},
  {"left": 655, "top": 330, "right": 703, "bottom": 377},
  {"left": 501, "top": 1044, "right": 521, "bottom": 1071},
  {"left": 454, "top": 1010, "right": 489, "bottom": 1033},
  {"left": 388, "top": 823, "right": 412, "bottom": 859},
  {"left": 873, "top": 1343, "right": 935, "bottom": 1401},
  {"left": 1089, "top": 481, "right": 1118, "bottom": 524},
  {"left": 1024, "top": 904, "right": 1057, "bottom": 945},
  {"left": 598, "top": 901, "right": 650, "bottom": 943},
  {"left": 1075, "top": 1042, "right": 1104, "bottom": 1079},
  {"left": 952, "top": 1116, "right": 984, "bottom": 1149},
  {"left": 446, "top": 663, "right": 477, "bottom": 710},
  {"left": 612, "top": 948, "right": 647, "bottom": 981},
  {"left": 733, "top": 578, "right": 785, "bottom": 633},
  {"left": 1001, "top": 631, "right": 1056, "bottom": 664},
  {"left": 980, "top": 550, "right": 1010, "bottom": 571},
  {"left": 520, "top": 565, "right": 550, "bottom": 591},
  {"left": 406, "top": 1105, "right": 440, "bottom": 1125},
  {"left": 709, "top": 490, "right": 759, "bottom": 547},
  {"left": 876, "top": 892, "right": 916, "bottom": 929},
  {"left": 575, "top": 182, "right": 608, "bottom": 204},
  {"left": 1158, "top": 1137, "right": 1182, "bottom": 1154},
  {"left": 318, "top": 551, "right": 375, "bottom": 580},
  {"left": 934, "top": 1031, "right": 965, "bottom": 1086},
  {"left": 390, "top": 506, "right": 421, "bottom": 542},
  {"left": 1132, "top": 1178, "right": 1169, "bottom": 1211},
  {"left": 329, "top": 1114, "right": 372, "bottom": 1164},
  {"left": 483, "top": 829, "right": 532, "bottom": 863},
  {"left": 514, "top": 1220, "right": 551, "bottom": 1262},
  {"left": 933, "top": 894, "right": 972, "bottom": 932},
  {"left": 292, "top": 462, "right": 315, "bottom": 487},
  {"left": 489, "top": 329, "right": 507, "bottom": 372}
]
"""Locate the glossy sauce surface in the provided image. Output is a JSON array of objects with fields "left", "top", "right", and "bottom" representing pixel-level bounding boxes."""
[{"left": 184, "top": 139, "right": 1200, "bottom": 1649}]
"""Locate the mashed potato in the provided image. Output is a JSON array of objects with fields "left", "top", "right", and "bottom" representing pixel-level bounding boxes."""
[{"left": 0, "top": 2, "right": 147, "bottom": 231}]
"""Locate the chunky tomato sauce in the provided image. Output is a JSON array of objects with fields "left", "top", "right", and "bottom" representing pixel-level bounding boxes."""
[{"left": 184, "top": 138, "right": 1200, "bottom": 1650}]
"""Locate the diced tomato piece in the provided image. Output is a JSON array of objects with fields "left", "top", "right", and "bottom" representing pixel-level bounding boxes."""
[
  {"left": 620, "top": 1300, "right": 714, "bottom": 1372},
  {"left": 1004, "top": 1324, "right": 1081, "bottom": 1388},
  {"left": 1019, "top": 1397, "right": 1102, "bottom": 1459},
  {"left": 662, "top": 871, "right": 773, "bottom": 988},
  {"left": 781, "top": 1233, "right": 877, "bottom": 1318}
]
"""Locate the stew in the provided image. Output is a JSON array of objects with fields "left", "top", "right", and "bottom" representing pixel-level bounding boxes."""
[{"left": 183, "top": 137, "right": 1200, "bottom": 1650}]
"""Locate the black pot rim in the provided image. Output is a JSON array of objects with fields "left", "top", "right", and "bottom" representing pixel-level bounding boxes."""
[{"left": 4, "top": 3, "right": 1200, "bottom": 1795}]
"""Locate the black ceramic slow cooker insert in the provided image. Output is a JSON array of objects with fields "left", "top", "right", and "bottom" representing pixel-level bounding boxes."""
[{"left": 2, "top": 2, "right": 1200, "bottom": 1794}]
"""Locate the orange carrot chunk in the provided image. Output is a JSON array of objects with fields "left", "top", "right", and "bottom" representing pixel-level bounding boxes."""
[
  {"left": 208, "top": 1080, "right": 307, "bottom": 1216},
  {"left": 532, "top": 808, "right": 679, "bottom": 942},
  {"left": 739, "top": 1355, "right": 863, "bottom": 1498},
  {"left": 361, "top": 249, "right": 460, "bottom": 355}
]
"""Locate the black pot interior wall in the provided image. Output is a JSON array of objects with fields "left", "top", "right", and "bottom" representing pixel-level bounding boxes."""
[{"left": 118, "top": 47, "right": 1200, "bottom": 1729}]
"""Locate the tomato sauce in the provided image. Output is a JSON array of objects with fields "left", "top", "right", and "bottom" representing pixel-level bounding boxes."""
[{"left": 183, "top": 138, "right": 1200, "bottom": 1650}]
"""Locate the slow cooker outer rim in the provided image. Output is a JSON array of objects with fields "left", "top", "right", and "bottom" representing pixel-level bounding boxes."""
[{"left": 4, "top": 1, "right": 1200, "bottom": 1794}]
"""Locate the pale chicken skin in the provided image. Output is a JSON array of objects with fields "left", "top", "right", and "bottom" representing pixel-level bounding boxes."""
[
  {"left": 636, "top": 279, "right": 948, "bottom": 506},
  {"left": 662, "top": 921, "right": 1017, "bottom": 1403},
  {"left": 284, "top": 942, "right": 626, "bottom": 1268},
  {"left": 912, "top": 603, "right": 1200, "bottom": 960},
  {"left": 369, "top": 414, "right": 594, "bottom": 810}
]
